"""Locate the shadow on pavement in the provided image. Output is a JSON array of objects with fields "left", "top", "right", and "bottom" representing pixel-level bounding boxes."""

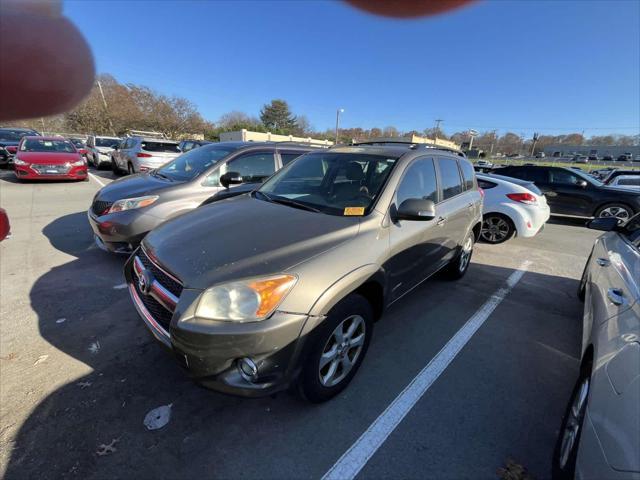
[{"left": 4, "top": 213, "right": 584, "bottom": 479}]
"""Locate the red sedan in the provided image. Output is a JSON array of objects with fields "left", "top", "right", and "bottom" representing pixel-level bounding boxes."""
[{"left": 13, "top": 136, "right": 88, "bottom": 181}]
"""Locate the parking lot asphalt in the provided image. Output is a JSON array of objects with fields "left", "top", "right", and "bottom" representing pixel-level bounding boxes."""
[{"left": 0, "top": 167, "right": 601, "bottom": 479}]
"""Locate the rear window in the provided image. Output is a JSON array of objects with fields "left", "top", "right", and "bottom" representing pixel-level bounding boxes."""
[
  {"left": 459, "top": 159, "right": 476, "bottom": 190},
  {"left": 0, "top": 129, "right": 38, "bottom": 142},
  {"left": 477, "top": 179, "right": 497, "bottom": 190},
  {"left": 618, "top": 177, "right": 640, "bottom": 186},
  {"left": 280, "top": 151, "right": 307, "bottom": 165},
  {"left": 437, "top": 157, "right": 463, "bottom": 200},
  {"left": 141, "top": 141, "right": 180, "bottom": 153}
]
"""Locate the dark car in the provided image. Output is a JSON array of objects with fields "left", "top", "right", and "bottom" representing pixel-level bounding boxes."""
[
  {"left": 0, "top": 127, "right": 40, "bottom": 167},
  {"left": 179, "top": 139, "right": 212, "bottom": 153},
  {"left": 124, "top": 144, "right": 482, "bottom": 401},
  {"left": 494, "top": 165, "right": 640, "bottom": 222},
  {"left": 602, "top": 169, "right": 640, "bottom": 185},
  {"left": 602, "top": 155, "right": 614, "bottom": 161},
  {"left": 88, "top": 142, "right": 317, "bottom": 253}
]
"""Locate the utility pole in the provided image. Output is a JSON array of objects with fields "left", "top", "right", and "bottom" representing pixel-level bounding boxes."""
[
  {"left": 96, "top": 80, "right": 116, "bottom": 136},
  {"left": 433, "top": 119, "right": 443, "bottom": 143},
  {"left": 489, "top": 129, "right": 497, "bottom": 157},
  {"left": 468, "top": 129, "right": 478, "bottom": 151},
  {"left": 334, "top": 108, "right": 344, "bottom": 144},
  {"left": 530, "top": 132, "right": 539, "bottom": 157},
  {"left": 40, "top": 118, "right": 46, "bottom": 134}
]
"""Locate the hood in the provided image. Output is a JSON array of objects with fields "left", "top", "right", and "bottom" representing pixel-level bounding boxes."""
[
  {"left": 96, "top": 146, "right": 115, "bottom": 153},
  {"left": 96, "top": 173, "right": 181, "bottom": 202},
  {"left": 143, "top": 195, "right": 361, "bottom": 290},
  {"left": 17, "top": 151, "right": 81, "bottom": 165},
  {"left": 600, "top": 184, "right": 640, "bottom": 195}
]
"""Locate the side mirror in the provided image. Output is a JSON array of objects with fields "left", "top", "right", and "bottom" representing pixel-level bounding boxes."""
[
  {"left": 587, "top": 217, "right": 619, "bottom": 231},
  {"left": 113, "top": 145, "right": 119, "bottom": 150},
  {"left": 577, "top": 180, "right": 588, "bottom": 188},
  {"left": 220, "top": 171, "right": 243, "bottom": 189},
  {"left": 395, "top": 198, "right": 436, "bottom": 221}
]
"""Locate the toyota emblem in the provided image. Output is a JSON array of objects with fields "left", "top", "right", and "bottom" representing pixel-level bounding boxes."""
[{"left": 137, "top": 268, "right": 154, "bottom": 295}]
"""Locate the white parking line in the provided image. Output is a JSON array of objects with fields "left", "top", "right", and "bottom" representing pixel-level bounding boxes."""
[
  {"left": 322, "top": 260, "right": 532, "bottom": 480},
  {"left": 88, "top": 172, "right": 106, "bottom": 187}
]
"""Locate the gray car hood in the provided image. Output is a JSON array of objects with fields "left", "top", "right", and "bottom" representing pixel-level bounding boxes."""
[
  {"left": 142, "top": 195, "right": 361, "bottom": 290},
  {"left": 96, "top": 173, "right": 184, "bottom": 202}
]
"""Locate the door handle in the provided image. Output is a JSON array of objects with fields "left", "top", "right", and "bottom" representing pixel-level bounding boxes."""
[
  {"left": 607, "top": 288, "right": 626, "bottom": 306},
  {"left": 596, "top": 258, "right": 610, "bottom": 267},
  {"left": 436, "top": 216, "right": 447, "bottom": 226}
]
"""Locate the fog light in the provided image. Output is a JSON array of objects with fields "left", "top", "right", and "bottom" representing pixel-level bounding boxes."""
[{"left": 237, "top": 357, "right": 258, "bottom": 382}]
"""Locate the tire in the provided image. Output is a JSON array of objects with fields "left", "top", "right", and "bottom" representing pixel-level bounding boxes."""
[
  {"left": 127, "top": 163, "right": 135, "bottom": 175},
  {"left": 480, "top": 213, "right": 515, "bottom": 244},
  {"left": 111, "top": 158, "right": 121, "bottom": 175},
  {"left": 441, "top": 232, "right": 474, "bottom": 280},
  {"left": 594, "top": 203, "right": 633, "bottom": 224},
  {"left": 552, "top": 365, "right": 591, "bottom": 480},
  {"left": 298, "top": 294, "right": 373, "bottom": 403}
]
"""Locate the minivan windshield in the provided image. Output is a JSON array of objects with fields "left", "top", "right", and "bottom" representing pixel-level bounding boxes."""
[
  {"left": 156, "top": 144, "right": 237, "bottom": 181},
  {"left": 257, "top": 152, "right": 399, "bottom": 216}
]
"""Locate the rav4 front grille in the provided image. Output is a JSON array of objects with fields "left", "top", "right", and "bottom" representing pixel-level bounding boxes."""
[{"left": 131, "top": 247, "right": 183, "bottom": 336}]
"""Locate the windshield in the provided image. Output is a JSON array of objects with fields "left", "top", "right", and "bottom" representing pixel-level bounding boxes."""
[
  {"left": 0, "top": 129, "right": 37, "bottom": 142},
  {"left": 258, "top": 152, "right": 399, "bottom": 216},
  {"left": 571, "top": 168, "right": 603, "bottom": 186},
  {"left": 20, "top": 138, "right": 75, "bottom": 153},
  {"left": 157, "top": 145, "right": 236, "bottom": 181},
  {"left": 95, "top": 138, "right": 120, "bottom": 148},
  {"left": 70, "top": 139, "right": 85, "bottom": 147}
]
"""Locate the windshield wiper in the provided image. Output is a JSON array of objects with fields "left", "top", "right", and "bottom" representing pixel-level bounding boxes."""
[
  {"left": 253, "top": 191, "right": 320, "bottom": 213},
  {"left": 152, "top": 171, "right": 173, "bottom": 181}
]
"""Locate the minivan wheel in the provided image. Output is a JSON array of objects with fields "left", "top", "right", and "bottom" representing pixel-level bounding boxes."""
[
  {"left": 441, "top": 233, "right": 474, "bottom": 280},
  {"left": 480, "top": 214, "right": 515, "bottom": 244},
  {"left": 299, "top": 294, "right": 373, "bottom": 403},
  {"left": 552, "top": 367, "right": 591, "bottom": 480}
]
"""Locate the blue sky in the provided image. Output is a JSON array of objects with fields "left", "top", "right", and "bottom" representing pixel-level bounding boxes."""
[{"left": 64, "top": 0, "right": 640, "bottom": 137}]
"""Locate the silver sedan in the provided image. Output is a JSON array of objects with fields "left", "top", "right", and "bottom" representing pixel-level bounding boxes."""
[{"left": 553, "top": 213, "right": 640, "bottom": 479}]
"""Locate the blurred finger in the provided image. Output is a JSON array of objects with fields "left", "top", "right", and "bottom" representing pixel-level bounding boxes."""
[
  {"left": 0, "top": 0, "right": 95, "bottom": 122},
  {"left": 344, "top": 0, "right": 475, "bottom": 18}
]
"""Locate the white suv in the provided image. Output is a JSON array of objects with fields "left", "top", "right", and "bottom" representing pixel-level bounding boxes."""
[{"left": 86, "top": 135, "right": 121, "bottom": 169}]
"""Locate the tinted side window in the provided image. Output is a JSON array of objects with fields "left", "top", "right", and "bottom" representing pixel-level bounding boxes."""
[
  {"left": 228, "top": 152, "right": 276, "bottom": 183},
  {"left": 549, "top": 169, "right": 581, "bottom": 185},
  {"left": 437, "top": 157, "right": 463, "bottom": 200},
  {"left": 477, "top": 179, "right": 497, "bottom": 189},
  {"left": 520, "top": 168, "right": 548, "bottom": 183},
  {"left": 396, "top": 158, "right": 438, "bottom": 206},
  {"left": 280, "top": 151, "right": 306, "bottom": 165},
  {"left": 459, "top": 159, "right": 476, "bottom": 190}
]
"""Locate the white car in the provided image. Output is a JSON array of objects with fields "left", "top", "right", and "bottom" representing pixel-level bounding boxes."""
[
  {"left": 476, "top": 173, "right": 551, "bottom": 244},
  {"left": 608, "top": 174, "right": 640, "bottom": 191},
  {"left": 86, "top": 135, "right": 121, "bottom": 169}
]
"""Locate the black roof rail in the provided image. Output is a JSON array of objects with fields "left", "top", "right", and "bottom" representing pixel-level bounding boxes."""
[{"left": 350, "top": 140, "right": 466, "bottom": 157}]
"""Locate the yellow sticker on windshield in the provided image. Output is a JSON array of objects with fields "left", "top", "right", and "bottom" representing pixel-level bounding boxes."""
[{"left": 344, "top": 207, "right": 365, "bottom": 216}]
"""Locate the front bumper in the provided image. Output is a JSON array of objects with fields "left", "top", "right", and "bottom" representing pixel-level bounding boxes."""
[
  {"left": 87, "top": 208, "right": 161, "bottom": 253},
  {"left": 124, "top": 253, "right": 310, "bottom": 397},
  {"left": 14, "top": 164, "right": 87, "bottom": 180}
]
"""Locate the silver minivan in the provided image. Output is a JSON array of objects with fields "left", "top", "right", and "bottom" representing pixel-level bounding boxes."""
[{"left": 111, "top": 135, "right": 181, "bottom": 174}]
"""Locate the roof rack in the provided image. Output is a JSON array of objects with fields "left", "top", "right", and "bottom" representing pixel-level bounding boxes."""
[
  {"left": 350, "top": 140, "right": 466, "bottom": 157},
  {"left": 271, "top": 141, "right": 329, "bottom": 149},
  {"left": 125, "top": 129, "right": 167, "bottom": 139}
]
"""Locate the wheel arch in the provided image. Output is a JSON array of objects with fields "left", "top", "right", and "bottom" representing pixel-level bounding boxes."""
[{"left": 592, "top": 200, "right": 636, "bottom": 218}]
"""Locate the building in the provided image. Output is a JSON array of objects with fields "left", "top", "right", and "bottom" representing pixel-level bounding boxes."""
[
  {"left": 361, "top": 134, "right": 460, "bottom": 150},
  {"left": 543, "top": 144, "right": 639, "bottom": 159},
  {"left": 220, "top": 129, "right": 333, "bottom": 146}
]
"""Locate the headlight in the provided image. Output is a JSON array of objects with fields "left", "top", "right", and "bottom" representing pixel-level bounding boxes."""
[
  {"left": 71, "top": 159, "right": 86, "bottom": 166},
  {"left": 194, "top": 274, "right": 297, "bottom": 322},
  {"left": 108, "top": 195, "right": 159, "bottom": 213},
  {"left": 13, "top": 158, "right": 28, "bottom": 166}
]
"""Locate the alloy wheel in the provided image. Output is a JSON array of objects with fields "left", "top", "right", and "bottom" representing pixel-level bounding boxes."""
[
  {"left": 481, "top": 217, "right": 510, "bottom": 243},
  {"left": 459, "top": 235, "right": 473, "bottom": 272},
  {"left": 598, "top": 206, "right": 630, "bottom": 222},
  {"left": 558, "top": 377, "right": 590, "bottom": 469},
  {"left": 318, "top": 315, "right": 366, "bottom": 387}
]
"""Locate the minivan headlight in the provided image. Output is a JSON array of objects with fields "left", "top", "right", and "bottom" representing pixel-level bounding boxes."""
[
  {"left": 108, "top": 195, "right": 159, "bottom": 213},
  {"left": 194, "top": 275, "right": 297, "bottom": 322}
]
